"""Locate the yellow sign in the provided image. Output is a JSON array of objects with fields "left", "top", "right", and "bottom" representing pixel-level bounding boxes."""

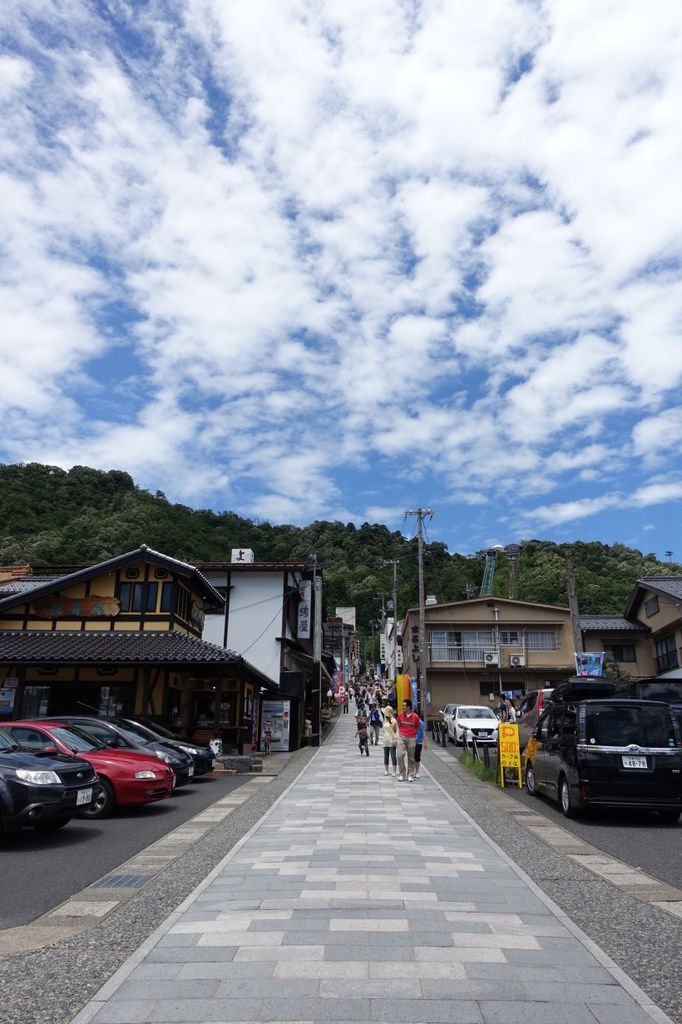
[{"left": 498, "top": 723, "right": 522, "bottom": 788}]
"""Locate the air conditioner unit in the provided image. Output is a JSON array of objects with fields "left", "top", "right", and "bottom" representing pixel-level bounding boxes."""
[
  {"left": 484, "top": 651, "right": 499, "bottom": 666},
  {"left": 510, "top": 654, "right": 526, "bottom": 668}
]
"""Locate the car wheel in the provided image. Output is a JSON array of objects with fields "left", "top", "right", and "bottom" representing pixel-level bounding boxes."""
[
  {"left": 525, "top": 762, "right": 537, "bottom": 795},
  {"left": 658, "top": 809, "right": 681, "bottom": 824},
  {"left": 35, "top": 815, "right": 71, "bottom": 832},
  {"left": 78, "top": 778, "right": 115, "bottom": 819},
  {"left": 559, "top": 775, "right": 579, "bottom": 819}
]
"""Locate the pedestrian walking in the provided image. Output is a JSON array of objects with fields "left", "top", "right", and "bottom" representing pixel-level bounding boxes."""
[
  {"left": 396, "top": 697, "right": 421, "bottom": 781},
  {"left": 369, "top": 703, "right": 383, "bottom": 745},
  {"left": 343, "top": 692, "right": 349, "bottom": 714},
  {"left": 355, "top": 717, "right": 370, "bottom": 756},
  {"left": 507, "top": 698, "right": 517, "bottom": 723},
  {"left": 413, "top": 715, "right": 427, "bottom": 778},
  {"left": 381, "top": 706, "right": 398, "bottom": 775}
]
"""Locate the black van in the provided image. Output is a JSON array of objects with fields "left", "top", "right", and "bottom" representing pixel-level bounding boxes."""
[{"left": 524, "top": 698, "right": 682, "bottom": 822}]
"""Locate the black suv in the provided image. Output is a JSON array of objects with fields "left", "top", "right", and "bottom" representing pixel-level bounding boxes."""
[
  {"left": 524, "top": 698, "right": 682, "bottom": 822},
  {"left": 0, "top": 726, "right": 97, "bottom": 833}
]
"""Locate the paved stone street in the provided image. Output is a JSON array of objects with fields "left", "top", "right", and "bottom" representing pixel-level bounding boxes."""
[{"left": 72, "top": 713, "right": 673, "bottom": 1024}]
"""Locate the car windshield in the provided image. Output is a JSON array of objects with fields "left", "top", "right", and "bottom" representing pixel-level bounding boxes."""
[
  {"left": 0, "top": 727, "right": 19, "bottom": 751},
  {"left": 115, "top": 719, "right": 154, "bottom": 740},
  {"left": 139, "top": 719, "right": 176, "bottom": 739},
  {"left": 458, "top": 707, "right": 496, "bottom": 720},
  {"left": 78, "top": 722, "right": 135, "bottom": 748},
  {"left": 114, "top": 722, "right": 153, "bottom": 745},
  {"left": 48, "top": 726, "right": 104, "bottom": 752},
  {"left": 585, "top": 704, "right": 676, "bottom": 748}
]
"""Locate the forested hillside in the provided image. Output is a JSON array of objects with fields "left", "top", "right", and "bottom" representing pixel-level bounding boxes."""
[{"left": 1, "top": 463, "right": 679, "bottom": 632}]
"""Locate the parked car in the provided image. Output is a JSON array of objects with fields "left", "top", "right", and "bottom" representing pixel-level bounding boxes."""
[
  {"left": 448, "top": 705, "right": 499, "bottom": 746},
  {"left": 524, "top": 698, "right": 682, "bottom": 822},
  {"left": 0, "top": 726, "right": 97, "bottom": 834},
  {"left": 5, "top": 721, "right": 174, "bottom": 818},
  {"left": 49, "top": 717, "right": 194, "bottom": 787},
  {"left": 113, "top": 718, "right": 215, "bottom": 775},
  {"left": 439, "top": 704, "right": 459, "bottom": 738},
  {"left": 516, "top": 688, "right": 555, "bottom": 750}
]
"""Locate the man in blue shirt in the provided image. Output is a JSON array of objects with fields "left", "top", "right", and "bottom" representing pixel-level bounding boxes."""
[{"left": 413, "top": 716, "right": 427, "bottom": 779}]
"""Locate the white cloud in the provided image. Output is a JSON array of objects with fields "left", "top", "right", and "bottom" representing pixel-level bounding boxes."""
[{"left": 1, "top": 0, "right": 682, "bottom": 549}]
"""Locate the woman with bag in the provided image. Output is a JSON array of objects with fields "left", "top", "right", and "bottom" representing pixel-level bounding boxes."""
[{"left": 381, "top": 706, "right": 399, "bottom": 776}]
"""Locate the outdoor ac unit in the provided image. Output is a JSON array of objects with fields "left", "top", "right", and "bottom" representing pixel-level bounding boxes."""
[
  {"left": 510, "top": 654, "right": 526, "bottom": 668},
  {"left": 484, "top": 651, "right": 499, "bottom": 666}
]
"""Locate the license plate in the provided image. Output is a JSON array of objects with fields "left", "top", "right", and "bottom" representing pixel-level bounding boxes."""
[
  {"left": 76, "top": 787, "right": 93, "bottom": 806},
  {"left": 188, "top": 766, "right": 194, "bottom": 777},
  {"left": 622, "top": 756, "right": 647, "bottom": 769}
]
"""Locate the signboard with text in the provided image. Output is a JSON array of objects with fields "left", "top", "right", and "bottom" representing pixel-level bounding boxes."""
[{"left": 498, "top": 723, "right": 523, "bottom": 788}]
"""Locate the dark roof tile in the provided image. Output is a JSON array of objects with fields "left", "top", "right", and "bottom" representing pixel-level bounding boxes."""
[
  {"left": 0, "top": 630, "right": 244, "bottom": 667},
  {"left": 579, "top": 615, "right": 649, "bottom": 633}
]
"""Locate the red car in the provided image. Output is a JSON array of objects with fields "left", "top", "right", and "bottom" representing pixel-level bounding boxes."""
[{"left": 6, "top": 720, "right": 174, "bottom": 818}]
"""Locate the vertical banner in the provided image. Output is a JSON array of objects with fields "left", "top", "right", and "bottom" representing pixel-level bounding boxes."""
[
  {"left": 297, "top": 581, "right": 311, "bottom": 639},
  {"left": 575, "top": 652, "right": 604, "bottom": 677}
]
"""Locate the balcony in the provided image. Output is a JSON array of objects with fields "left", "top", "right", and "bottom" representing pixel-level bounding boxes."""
[{"left": 429, "top": 645, "right": 487, "bottom": 664}]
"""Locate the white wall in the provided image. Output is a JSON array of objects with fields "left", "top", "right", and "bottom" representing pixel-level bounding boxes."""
[{"left": 203, "top": 571, "right": 285, "bottom": 686}]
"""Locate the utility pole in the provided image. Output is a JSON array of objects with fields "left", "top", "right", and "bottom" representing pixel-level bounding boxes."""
[
  {"left": 382, "top": 559, "right": 399, "bottom": 679},
  {"left": 311, "top": 555, "right": 322, "bottom": 748},
  {"left": 566, "top": 557, "right": 582, "bottom": 660},
  {"left": 405, "top": 508, "right": 432, "bottom": 720}
]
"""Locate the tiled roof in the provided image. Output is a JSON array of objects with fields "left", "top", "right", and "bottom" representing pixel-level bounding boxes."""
[
  {"left": 579, "top": 615, "right": 649, "bottom": 633},
  {"left": 0, "top": 630, "right": 246, "bottom": 667},
  {"left": 0, "top": 577, "right": 61, "bottom": 597},
  {"left": 638, "top": 576, "right": 682, "bottom": 599},
  {"left": 577, "top": 614, "right": 647, "bottom": 630}
]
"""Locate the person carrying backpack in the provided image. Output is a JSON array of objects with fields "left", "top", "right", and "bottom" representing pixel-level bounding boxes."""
[{"left": 369, "top": 703, "right": 383, "bottom": 745}]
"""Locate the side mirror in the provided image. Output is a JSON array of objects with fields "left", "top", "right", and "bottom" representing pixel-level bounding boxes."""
[{"left": 42, "top": 744, "right": 59, "bottom": 755}]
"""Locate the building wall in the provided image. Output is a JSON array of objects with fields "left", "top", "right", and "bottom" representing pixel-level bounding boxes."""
[
  {"left": 203, "top": 571, "right": 284, "bottom": 686},
  {"left": 581, "top": 632, "right": 656, "bottom": 676},
  {"left": 402, "top": 598, "right": 576, "bottom": 717}
]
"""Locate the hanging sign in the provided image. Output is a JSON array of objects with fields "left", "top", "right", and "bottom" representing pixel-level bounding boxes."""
[{"left": 297, "top": 581, "right": 311, "bottom": 639}]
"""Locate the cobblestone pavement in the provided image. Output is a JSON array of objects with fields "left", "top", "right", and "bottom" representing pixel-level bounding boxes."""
[{"left": 71, "top": 714, "right": 674, "bottom": 1024}]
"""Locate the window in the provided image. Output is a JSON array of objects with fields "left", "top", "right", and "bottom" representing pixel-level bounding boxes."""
[
  {"left": 586, "top": 704, "right": 675, "bottom": 748},
  {"left": 604, "top": 644, "right": 636, "bottom": 663},
  {"left": 655, "top": 635, "right": 678, "bottom": 673},
  {"left": 204, "top": 586, "right": 227, "bottom": 615},
  {"left": 160, "top": 582, "right": 174, "bottom": 612},
  {"left": 117, "top": 582, "right": 158, "bottom": 613},
  {"left": 644, "top": 595, "right": 659, "bottom": 617},
  {"left": 526, "top": 630, "right": 558, "bottom": 651},
  {"left": 518, "top": 692, "right": 537, "bottom": 716},
  {"left": 500, "top": 630, "right": 520, "bottom": 645},
  {"left": 429, "top": 630, "right": 493, "bottom": 662},
  {"left": 176, "top": 586, "right": 191, "bottom": 622}
]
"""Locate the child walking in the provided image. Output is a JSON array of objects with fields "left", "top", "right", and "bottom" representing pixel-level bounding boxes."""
[{"left": 355, "top": 716, "right": 370, "bottom": 756}]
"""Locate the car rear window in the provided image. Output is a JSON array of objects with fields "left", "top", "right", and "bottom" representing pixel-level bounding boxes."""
[{"left": 585, "top": 704, "right": 676, "bottom": 748}]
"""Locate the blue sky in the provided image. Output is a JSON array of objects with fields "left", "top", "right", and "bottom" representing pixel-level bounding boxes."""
[{"left": 1, "top": 1, "right": 682, "bottom": 558}]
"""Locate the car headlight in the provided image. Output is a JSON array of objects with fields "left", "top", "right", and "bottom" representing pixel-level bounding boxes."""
[
  {"left": 135, "top": 770, "right": 158, "bottom": 780},
  {"left": 178, "top": 745, "right": 199, "bottom": 755},
  {"left": 155, "top": 751, "right": 172, "bottom": 763},
  {"left": 16, "top": 768, "right": 61, "bottom": 785}
]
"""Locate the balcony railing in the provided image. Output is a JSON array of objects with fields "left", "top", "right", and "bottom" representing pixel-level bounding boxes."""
[{"left": 429, "top": 645, "right": 487, "bottom": 664}]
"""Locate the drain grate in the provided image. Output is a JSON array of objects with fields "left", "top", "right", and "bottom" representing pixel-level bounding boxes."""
[{"left": 93, "top": 873, "right": 153, "bottom": 889}]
